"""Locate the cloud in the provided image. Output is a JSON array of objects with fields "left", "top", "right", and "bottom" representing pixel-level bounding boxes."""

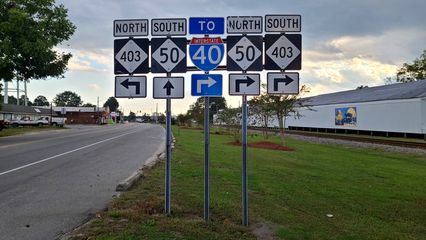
[
  {"left": 88, "top": 83, "right": 101, "bottom": 90},
  {"left": 60, "top": 48, "right": 111, "bottom": 72},
  {"left": 68, "top": 56, "right": 94, "bottom": 71}
]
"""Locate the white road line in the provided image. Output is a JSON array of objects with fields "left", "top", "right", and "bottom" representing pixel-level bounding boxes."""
[
  {"left": 0, "top": 129, "right": 141, "bottom": 177},
  {"left": 0, "top": 124, "right": 142, "bottom": 149}
]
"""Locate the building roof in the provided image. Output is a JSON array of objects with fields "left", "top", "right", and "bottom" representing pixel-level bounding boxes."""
[
  {"left": 305, "top": 80, "right": 426, "bottom": 106},
  {"left": 37, "top": 106, "right": 107, "bottom": 113},
  {"left": 0, "top": 104, "right": 56, "bottom": 115}
]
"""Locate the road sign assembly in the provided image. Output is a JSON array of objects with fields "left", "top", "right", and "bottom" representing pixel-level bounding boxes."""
[
  {"left": 265, "top": 34, "right": 302, "bottom": 70},
  {"left": 265, "top": 15, "right": 301, "bottom": 32},
  {"left": 229, "top": 74, "right": 260, "bottom": 96},
  {"left": 151, "top": 18, "right": 187, "bottom": 36},
  {"left": 115, "top": 76, "right": 147, "bottom": 98},
  {"left": 189, "top": 37, "right": 225, "bottom": 72},
  {"left": 227, "top": 16, "right": 263, "bottom": 34},
  {"left": 151, "top": 37, "right": 187, "bottom": 73},
  {"left": 189, "top": 17, "right": 225, "bottom": 35},
  {"left": 227, "top": 35, "right": 263, "bottom": 71},
  {"left": 153, "top": 77, "right": 184, "bottom": 99},
  {"left": 112, "top": 14, "right": 303, "bottom": 226},
  {"left": 114, "top": 19, "right": 148, "bottom": 37},
  {"left": 191, "top": 74, "right": 222, "bottom": 96},
  {"left": 114, "top": 38, "right": 149, "bottom": 74},
  {"left": 267, "top": 72, "right": 299, "bottom": 94}
]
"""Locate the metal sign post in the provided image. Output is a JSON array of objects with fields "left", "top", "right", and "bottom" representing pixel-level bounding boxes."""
[
  {"left": 190, "top": 18, "right": 225, "bottom": 221},
  {"left": 165, "top": 72, "right": 172, "bottom": 215},
  {"left": 150, "top": 19, "right": 187, "bottom": 215},
  {"left": 204, "top": 94, "right": 210, "bottom": 221},
  {"left": 242, "top": 94, "right": 248, "bottom": 226}
]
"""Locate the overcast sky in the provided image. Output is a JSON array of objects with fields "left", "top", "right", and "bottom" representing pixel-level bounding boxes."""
[{"left": 18, "top": 0, "right": 426, "bottom": 114}]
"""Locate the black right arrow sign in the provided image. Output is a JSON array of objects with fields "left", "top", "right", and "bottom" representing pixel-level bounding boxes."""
[
  {"left": 267, "top": 72, "right": 299, "bottom": 95},
  {"left": 273, "top": 76, "right": 293, "bottom": 91},
  {"left": 229, "top": 74, "right": 260, "bottom": 96},
  {"left": 236, "top": 76, "right": 256, "bottom": 92}
]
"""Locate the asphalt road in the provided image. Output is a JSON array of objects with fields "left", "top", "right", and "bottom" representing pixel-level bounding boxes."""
[{"left": 0, "top": 123, "right": 165, "bottom": 240}]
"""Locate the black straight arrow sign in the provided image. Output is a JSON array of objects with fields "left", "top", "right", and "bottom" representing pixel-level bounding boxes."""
[
  {"left": 163, "top": 81, "right": 174, "bottom": 96},
  {"left": 121, "top": 78, "right": 140, "bottom": 94},
  {"left": 236, "top": 76, "right": 255, "bottom": 92},
  {"left": 274, "top": 76, "right": 293, "bottom": 91}
]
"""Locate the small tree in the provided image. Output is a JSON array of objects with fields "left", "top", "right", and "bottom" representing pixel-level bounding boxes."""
[
  {"left": 249, "top": 94, "right": 274, "bottom": 139},
  {"left": 5, "top": 95, "right": 17, "bottom": 105},
  {"left": 397, "top": 50, "right": 426, "bottom": 82},
  {"left": 33, "top": 95, "right": 50, "bottom": 106},
  {"left": 54, "top": 91, "right": 82, "bottom": 106},
  {"left": 262, "top": 85, "right": 311, "bottom": 146},
  {"left": 157, "top": 113, "right": 166, "bottom": 124},
  {"left": 217, "top": 107, "right": 242, "bottom": 142},
  {"left": 209, "top": 97, "right": 227, "bottom": 122},
  {"left": 82, "top": 103, "right": 96, "bottom": 107},
  {"left": 19, "top": 95, "right": 32, "bottom": 106},
  {"left": 128, "top": 111, "right": 136, "bottom": 122},
  {"left": 103, "top": 97, "right": 119, "bottom": 112},
  {"left": 187, "top": 98, "right": 204, "bottom": 126},
  {"left": 176, "top": 113, "right": 191, "bottom": 126}
]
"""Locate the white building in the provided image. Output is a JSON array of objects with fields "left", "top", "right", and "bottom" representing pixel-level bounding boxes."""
[{"left": 285, "top": 80, "right": 426, "bottom": 138}]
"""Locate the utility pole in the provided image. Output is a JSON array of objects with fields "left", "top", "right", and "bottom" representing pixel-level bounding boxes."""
[
  {"left": 16, "top": 80, "right": 20, "bottom": 106},
  {"left": 24, "top": 80, "right": 28, "bottom": 106},
  {"left": 4, "top": 81, "right": 9, "bottom": 104}
]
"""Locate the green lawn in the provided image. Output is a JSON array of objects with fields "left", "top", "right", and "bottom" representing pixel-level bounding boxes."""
[
  {"left": 0, "top": 126, "right": 63, "bottom": 137},
  {"left": 73, "top": 127, "right": 426, "bottom": 240}
]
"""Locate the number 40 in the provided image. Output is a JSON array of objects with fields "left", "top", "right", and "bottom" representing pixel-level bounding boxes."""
[{"left": 192, "top": 46, "right": 222, "bottom": 64}]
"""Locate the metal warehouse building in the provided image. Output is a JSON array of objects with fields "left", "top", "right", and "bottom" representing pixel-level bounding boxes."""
[{"left": 285, "top": 80, "right": 426, "bottom": 139}]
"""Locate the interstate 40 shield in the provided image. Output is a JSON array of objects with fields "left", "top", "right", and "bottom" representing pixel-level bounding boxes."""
[{"left": 189, "top": 37, "right": 225, "bottom": 72}]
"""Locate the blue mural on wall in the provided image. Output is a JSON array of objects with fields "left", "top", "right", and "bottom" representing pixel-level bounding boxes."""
[{"left": 335, "top": 107, "right": 357, "bottom": 126}]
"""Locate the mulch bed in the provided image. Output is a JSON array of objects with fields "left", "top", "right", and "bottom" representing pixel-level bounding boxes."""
[{"left": 228, "top": 141, "right": 295, "bottom": 151}]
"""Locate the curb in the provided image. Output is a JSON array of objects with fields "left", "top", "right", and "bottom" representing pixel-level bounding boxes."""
[
  {"left": 115, "top": 140, "right": 166, "bottom": 192},
  {"left": 115, "top": 131, "right": 175, "bottom": 192}
]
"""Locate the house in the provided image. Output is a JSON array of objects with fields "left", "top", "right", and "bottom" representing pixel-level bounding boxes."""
[
  {"left": 38, "top": 106, "right": 109, "bottom": 124},
  {"left": 0, "top": 104, "right": 57, "bottom": 121}
]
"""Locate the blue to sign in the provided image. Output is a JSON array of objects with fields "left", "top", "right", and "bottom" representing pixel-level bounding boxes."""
[
  {"left": 189, "top": 37, "right": 224, "bottom": 72},
  {"left": 191, "top": 74, "right": 222, "bottom": 96},
  {"left": 189, "top": 17, "right": 224, "bottom": 35}
]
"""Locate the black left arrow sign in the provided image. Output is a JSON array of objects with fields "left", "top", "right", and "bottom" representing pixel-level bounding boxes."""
[
  {"left": 274, "top": 76, "right": 293, "bottom": 91},
  {"left": 236, "top": 76, "right": 256, "bottom": 92},
  {"left": 163, "top": 81, "right": 174, "bottom": 96},
  {"left": 121, "top": 78, "right": 140, "bottom": 94}
]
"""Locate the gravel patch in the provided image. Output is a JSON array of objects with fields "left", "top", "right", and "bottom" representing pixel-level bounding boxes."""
[{"left": 286, "top": 133, "right": 426, "bottom": 155}]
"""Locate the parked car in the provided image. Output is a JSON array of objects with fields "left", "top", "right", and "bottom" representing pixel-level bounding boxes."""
[
  {"left": 48, "top": 117, "right": 66, "bottom": 127},
  {"left": 9, "top": 116, "right": 48, "bottom": 127},
  {"left": 9, "top": 116, "right": 66, "bottom": 127}
]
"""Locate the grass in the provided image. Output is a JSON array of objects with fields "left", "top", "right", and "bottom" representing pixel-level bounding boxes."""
[
  {"left": 0, "top": 126, "right": 64, "bottom": 137},
  {"left": 72, "top": 127, "right": 426, "bottom": 240}
]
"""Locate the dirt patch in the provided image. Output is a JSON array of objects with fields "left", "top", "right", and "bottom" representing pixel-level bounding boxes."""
[
  {"left": 252, "top": 223, "right": 277, "bottom": 240},
  {"left": 228, "top": 141, "right": 295, "bottom": 151}
]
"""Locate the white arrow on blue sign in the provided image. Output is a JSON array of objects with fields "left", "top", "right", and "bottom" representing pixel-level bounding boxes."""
[
  {"left": 189, "top": 37, "right": 224, "bottom": 72},
  {"left": 189, "top": 17, "right": 224, "bottom": 35},
  {"left": 191, "top": 74, "right": 222, "bottom": 96}
]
